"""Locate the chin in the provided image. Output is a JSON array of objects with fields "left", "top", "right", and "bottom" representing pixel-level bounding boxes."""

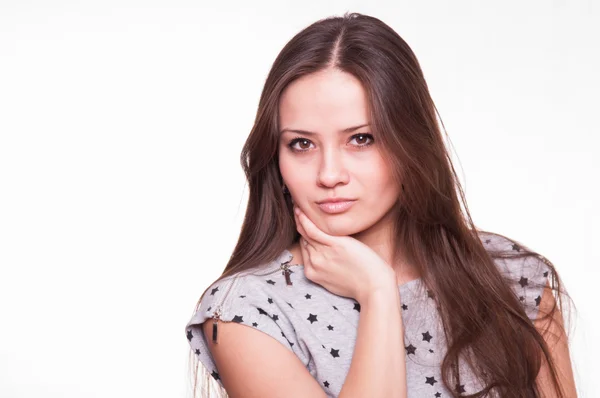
[{"left": 317, "top": 216, "right": 367, "bottom": 236}]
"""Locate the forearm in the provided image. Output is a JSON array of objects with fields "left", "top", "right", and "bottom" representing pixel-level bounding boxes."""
[{"left": 339, "top": 284, "right": 407, "bottom": 398}]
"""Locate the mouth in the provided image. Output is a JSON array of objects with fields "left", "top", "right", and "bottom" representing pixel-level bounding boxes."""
[{"left": 317, "top": 200, "right": 356, "bottom": 214}]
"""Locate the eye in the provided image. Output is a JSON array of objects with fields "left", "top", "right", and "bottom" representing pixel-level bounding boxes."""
[
  {"left": 349, "top": 133, "right": 374, "bottom": 147},
  {"left": 287, "top": 137, "right": 314, "bottom": 152},
  {"left": 287, "top": 133, "right": 375, "bottom": 153}
]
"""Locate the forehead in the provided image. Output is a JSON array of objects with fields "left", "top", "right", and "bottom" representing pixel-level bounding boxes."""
[{"left": 279, "top": 69, "right": 369, "bottom": 130}]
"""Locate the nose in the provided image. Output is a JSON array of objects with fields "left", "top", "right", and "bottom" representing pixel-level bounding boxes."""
[{"left": 316, "top": 147, "right": 350, "bottom": 189}]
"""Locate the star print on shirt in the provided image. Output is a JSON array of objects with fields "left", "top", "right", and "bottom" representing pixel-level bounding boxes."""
[
  {"left": 435, "top": 392, "right": 441, "bottom": 397},
  {"left": 267, "top": 298, "right": 273, "bottom": 304},
  {"left": 257, "top": 307, "right": 269, "bottom": 316},
  {"left": 186, "top": 330, "right": 193, "bottom": 341},
  {"left": 211, "top": 370, "right": 220, "bottom": 380},
  {"left": 353, "top": 302, "right": 361, "bottom": 312},
  {"left": 535, "top": 295, "right": 542, "bottom": 306},
  {"left": 305, "top": 293, "right": 312, "bottom": 299},
  {"left": 232, "top": 315, "right": 243, "bottom": 323},
  {"left": 323, "top": 381, "right": 330, "bottom": 388},
  {"left": 405, "top": 344, "right": 416, "bottom": 355},
  {"left": 307, "top": 314, "right": 318, "bottom": 323},
  {"left": 422, "top": 331, "right": 433, "bottom": 342},
  {"left": 330, "top": 348, "right": 340, "bottom": 358},
  {"left": 210, "top": 286, "right": 219, "bottom": 295},
  {"left": 512, "top": 243, "right": 521, "bottom": 251},
  {"left": 456, "top": 384, "right": 466, "bottom": 393},
  {"left": 266, "top": 279, "right": 276, "bottom": 285},
  {"left": 519, "top": 276, "right": 529, "bottom": 287},
  {"left": 426, "top": 376, "right": 438, "bottom": 385},
  {"left": 327, "top": 325, "right": 334, "bottom": 331},
  {"left": 194, "top": 348, "right": 200, "bottom": 355},
  {"left": 401, "top": 303, "right": 408, "bottom": 310}
]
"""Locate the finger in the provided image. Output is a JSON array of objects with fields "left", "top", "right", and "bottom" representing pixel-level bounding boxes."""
[
  {"left": 294, "top": 208, "right": 321, "bottom": 253},
  {"left": 294, "top": 209, "right": 310, "bottom": 243},
  {"left": 295, "top": 207, "right": 333, "bottom": 247},
  {"left": 298, "top": 235, "right": 312, "bottom": 269}
]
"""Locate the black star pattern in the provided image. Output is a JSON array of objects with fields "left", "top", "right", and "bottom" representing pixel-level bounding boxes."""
[
  {"left": 271, "top": 314, "right": 279, "bottom": 322},
  {"left": 287, "top": 302, "right": 294, "bottom": 308},
  {"left": 435, "top": 393, "right": 441, "bottom": 397},
  {"left": 429, "top": 349, "right": 434, "bottom": 353},
  {"left": 485, "top": 239, "right": 491, "bottom": 244},
  {"left": 252, "top": 322, "right": 258, "bottom": 327},
  {"left": 333, "top": 305, "right": 338, "bottom": 310},
  {"left": 456, "top": 384, "right": 465, "bottom": 393},
  {"left": 405, "top": 344, "right": 416, "bottom": 355},
  {"left": 512, "top": 243, "right": 521, "bottom": 252},
  {"left": 519, "top": 276, "right": 529, "bottom": 288},
  {"left": 267, "top": 298, "right": 273, "bottom": 304},
  {"left": 330, "top": 348, "right": 340, "bottom": 358},
  {"left": 257, "top": 307, "right": 269, "bottom": 316},
  {"left": 195, "top": 348, "right": 200, "bottom": 355},
  {"left": 427, "top": 290, "right": 435, "bottom": 299},
  {"left": 239, "top": 295, "right": 246, "bottom": 298},
  {"left": 422, "top": 331, "right": 433, "bottom": 343},
  {"left": 535, "top": 295, "right": 542, "bottom": 306},
  {"left": 307, "top": 313, "right": 318, "bottom": 324},
  {"left": 211, "top": 370, "right": 220, "bottom": 380},
  {"left": 323, "top": 381, "right": 330, "bottom": 388},
  {"left": 186, "top": 330, "right": 193, "bottom": 341},
  {"left": 353, "top": 302, "right": 361, "bottom": 312},
  {"left": 305, "top": 294, "right": 312, "bottom": 299},
  {"left": 426, "top": 376, "right": 438, "bottom": 386},
  {"left": 327, "top": 325, "right": 334, "bottom": 331},
  {"left": 519, "top": 296, "right": 525, "bottom": 301},
  {"left": 232, "top": 315, "right": 243, "bottom": 323},
  {"left": 207, "top": 306, "right": 211, "bottom": 312},
  {"left": 543, "top": 271, "right": 549, "bottom": 277},
  {"left": 401, "top": 303, "right": 408, "bottom": 310},
  {"left": 267, "top": 279, "right": 276, "bottom": 285},
  {"left": 210, "top": 287, "right": 219, "bottom": 295}
]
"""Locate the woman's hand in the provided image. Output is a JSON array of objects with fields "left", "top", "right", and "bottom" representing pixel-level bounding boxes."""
[{"left": 293, "top": 205, "right": 396, "bottom": 304}]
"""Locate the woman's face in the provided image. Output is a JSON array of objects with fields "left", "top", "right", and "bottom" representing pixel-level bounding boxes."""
[{"left": 278, "top": 68, "right": 401, "bottom": 237}]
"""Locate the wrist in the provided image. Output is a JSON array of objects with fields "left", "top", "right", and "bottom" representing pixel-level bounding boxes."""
[{"left": 358, "top": 275, "right": 398, "bottom": 305}]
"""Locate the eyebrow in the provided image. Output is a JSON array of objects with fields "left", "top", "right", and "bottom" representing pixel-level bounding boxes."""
[{"left": 279, "top": 123, "right": 370, "bottom": 136}]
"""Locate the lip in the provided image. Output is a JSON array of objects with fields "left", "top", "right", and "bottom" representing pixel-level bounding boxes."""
[
  {"left": 317, "top": 200, "right": 356, "bottom": 214},
  {"left": 316, "top": 197, "right": 356, "bottom": 204}
]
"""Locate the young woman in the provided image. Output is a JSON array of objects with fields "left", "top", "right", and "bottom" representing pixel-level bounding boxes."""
[{"left": 184, "top": 12, "right": 576, "bottom": 398}]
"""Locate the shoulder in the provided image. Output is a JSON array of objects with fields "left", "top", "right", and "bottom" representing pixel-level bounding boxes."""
[
  {"left": 477, "top": 231, "right": 552, "bottom": 320},
  {"left": 184, "top": 250, "right": 311, "bottom": 387}
]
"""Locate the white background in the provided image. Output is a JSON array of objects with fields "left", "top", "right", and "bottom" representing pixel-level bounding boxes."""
[{"left": 0, "top": 1, "right": 597, "bottom": 397}]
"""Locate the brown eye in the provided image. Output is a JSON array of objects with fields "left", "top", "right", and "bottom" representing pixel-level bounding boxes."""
[
  {"left": 288, "top": 137, "right": 314, "bottom": 152},
  {"left": 350, "top": 133, "right": 374, "bottom": 147}
]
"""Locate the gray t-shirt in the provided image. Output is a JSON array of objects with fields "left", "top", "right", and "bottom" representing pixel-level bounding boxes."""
[{"left": 185, "top": 232, "right": 549, "bottom": 397}]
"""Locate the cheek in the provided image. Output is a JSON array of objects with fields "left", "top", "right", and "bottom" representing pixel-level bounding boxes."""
[{"left": 359, "top": 158, "right": 397, "bottom": 194}]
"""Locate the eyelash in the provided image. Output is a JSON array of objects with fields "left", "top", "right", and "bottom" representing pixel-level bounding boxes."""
[{"left": 287, "top": 133, "right": 375, "bottom": 153}]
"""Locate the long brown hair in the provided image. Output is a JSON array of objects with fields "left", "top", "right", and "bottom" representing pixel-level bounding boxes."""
[{"left": 187, "top": 12, "right": 573, "bottom": 398}]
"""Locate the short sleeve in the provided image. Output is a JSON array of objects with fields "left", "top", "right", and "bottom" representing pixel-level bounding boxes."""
[
  {"left": 486, "top": 237, "right": 552, "bottom": 321},
  {"left": 184, "top": 274, "right": 299, "bottom": 388}
]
